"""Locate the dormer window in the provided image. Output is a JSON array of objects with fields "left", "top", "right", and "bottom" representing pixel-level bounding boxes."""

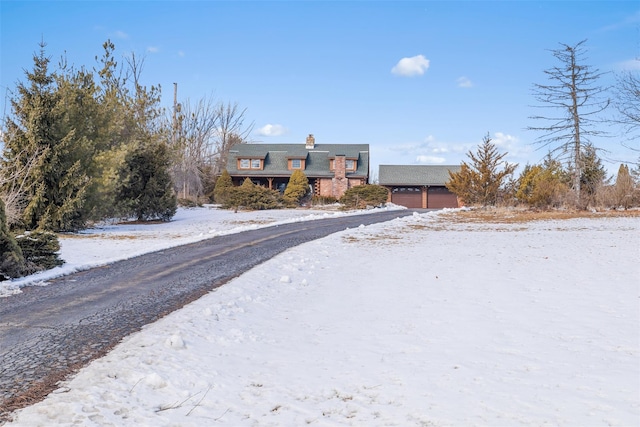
[
  {"left": 287, "top": 157, "right": 306, "bottom": 170},
  {"left": 238, "top": 158, "right": 263, "bottom": 170}
]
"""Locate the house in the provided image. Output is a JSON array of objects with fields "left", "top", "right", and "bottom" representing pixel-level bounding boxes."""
[
  {"left": 378, "top": 164, "right": 461, "bottom": 208},
  {"left": 226, "top": 135, "right": 369, "bottom": 199}
]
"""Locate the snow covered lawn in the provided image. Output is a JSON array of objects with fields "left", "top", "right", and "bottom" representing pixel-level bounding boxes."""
[{"left": 5, "top": 208, "right": 640, "bottom": 426}]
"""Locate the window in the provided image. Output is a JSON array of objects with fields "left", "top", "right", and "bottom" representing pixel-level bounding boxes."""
[
  {"left": 345, "top": 159, "right": 356, "bottom": 170},
  {"left": 291, "top": 159, "right": 302, "bottom": 169},
  {"left": 239, "top": 158, "right": 262, "bottom": 169}
]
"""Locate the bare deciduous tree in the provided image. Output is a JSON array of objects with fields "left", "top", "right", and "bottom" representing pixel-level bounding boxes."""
[
  {"left": 0, "top": 147, "right": 42, "bottom": 226},
  {"left": 171, "top": 95, "right": 220, "bottom": 199},
  {"left": 613, "top": 61, "right": 640, "bottom": 148},
  {"left": 170, "top": 97, "right": 253, "bottom": 201},
  {"left": 211, "top": 102, "right": 254, "bottom": 177},
  {"left": 528, "top": 40, "right": 610, "bottom": 201}
]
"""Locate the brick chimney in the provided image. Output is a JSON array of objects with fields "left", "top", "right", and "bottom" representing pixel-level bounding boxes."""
[
  {"left": 305, "top": 134, "right": 315, "bottom": 149},
  {"left": 332, "top": 155, "right": 348, "bottom": 197}
]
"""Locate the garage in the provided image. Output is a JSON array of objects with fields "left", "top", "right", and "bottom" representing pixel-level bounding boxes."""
[
  {"left": 427, "top": 186, "right": 458, "bottom": 208},
  {"left": 391, "top": 187, "right": 422, "bottom": 208},
  {"left": 379, "top": 165, "right": 462, "bottom": 210}
]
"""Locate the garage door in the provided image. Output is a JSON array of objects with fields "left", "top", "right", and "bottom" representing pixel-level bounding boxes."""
[
  {"left": 427, "top": 186, "right": 458, "bottom": 208},
  {"left": 391, "top": 187, "right": 422, "bottom": 208}
]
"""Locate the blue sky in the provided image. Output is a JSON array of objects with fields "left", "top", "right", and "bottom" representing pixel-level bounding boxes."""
[{"left": 1, "top": 1, "right": 638, "bottom": 178}]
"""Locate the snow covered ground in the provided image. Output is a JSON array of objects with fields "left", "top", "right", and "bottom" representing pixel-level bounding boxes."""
[
  {"left": 4, "top": 207, "right": 640, "bottom": 426},
  {"left": 1, "top": 206, "right": 371, "bottom": 297}
]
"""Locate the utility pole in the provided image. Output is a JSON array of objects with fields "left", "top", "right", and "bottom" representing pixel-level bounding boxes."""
[{"left": 172, "top": 82, "right": 178, "bottom": 146}]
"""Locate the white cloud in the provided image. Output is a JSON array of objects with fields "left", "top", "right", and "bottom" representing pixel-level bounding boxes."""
[
  {"left": 457, "top": 76, "right": 473, "bottom": 88},
  {"left": 491, "top": 132, "right": 533, "bottom": 162},
  {"left": 416, "top": 155, "right": 446, "bottom": 164},
  {"left": 391, "top": 55, "right": 430, "bottom": 77},
  {"left": 256, "top": 124, "right": 288, "bottom": 137},
  {"left": 492, "top": 132, "right": 518, "bottom": 148},
  {"left": 147, "top": 46, "right": 160, "bottom": 53},
  {"left": 113, "top": 30, "right": 129, "bottom": 39},
  {"left": 388, "top": 135, "right": 473, "bottom": 165},
  {"left": 617, "top": 59, "right": 640, "bottom": 71}
]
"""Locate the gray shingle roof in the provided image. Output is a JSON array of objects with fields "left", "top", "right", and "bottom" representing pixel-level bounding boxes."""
[
  {"left": 378, "top": 165, "right": 461, "bottom": 186},
  {"left": 227, "top": 143, "right": 369, "bottom": 178}
]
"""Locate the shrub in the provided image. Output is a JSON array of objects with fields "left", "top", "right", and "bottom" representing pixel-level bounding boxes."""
[
  {"left": 16, "top": 230, "right": 63, "bottom": 272},
  {"left": 340, "top": 185, "right": 388, "bottom": 209},
  {"left": 283, "top": 170, "right": 309, "bottom": 206},
  {"left": 223, "top": 178, "right": 282, "bottom": 211},
  {"left": 516, "top": 162, "right": 569, "bottom": 208}
]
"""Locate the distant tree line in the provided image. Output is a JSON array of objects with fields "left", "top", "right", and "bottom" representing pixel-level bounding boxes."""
[{"left": 447, "top": 40, "right": 639, "bottom": 210}]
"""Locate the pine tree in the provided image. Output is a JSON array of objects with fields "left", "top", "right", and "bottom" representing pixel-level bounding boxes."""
[
  {"left": 446, "top": 134, "right": 517, "bottom": 206},
  {"left": 117, "top": 140, "right": 177, "bottom": 221},
  {"left": 283, "top": 170, "right": 309, "bottom": 205}
]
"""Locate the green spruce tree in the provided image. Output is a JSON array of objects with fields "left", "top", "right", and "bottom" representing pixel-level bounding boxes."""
[
  {"left": 1, "top": 42, "right": 90, "bottom": 231},
  {"left": 117, "top": 140, "right": 177, "bottom": 221}
]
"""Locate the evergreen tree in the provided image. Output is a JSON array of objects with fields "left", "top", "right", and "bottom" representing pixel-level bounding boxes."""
[
  {"left": 613, "top": 164, "right": 635, "bottom": 209},
  {"left": 577, "top": 144, "right": 608, "bottom": 207},
  {"left": 213, "top": 169, "right": 233, "bottom": 204},
  {"left": 16, "top": 230, "right": 63, "bottom": 271},
  {"left": 283, "top": 170, "right": 309, "bottom": 205},
  {"left": 0, "top": 42, "right": 90, "bottom": 231},
  {"left": 0, "top": 198, "right": 26, "bottom": 280},
  {"left": 446, "top": 134, "right": 517, "bottom": 206},
  {"left": 117, "top": 140, "right": 177, "bottom": 221}
]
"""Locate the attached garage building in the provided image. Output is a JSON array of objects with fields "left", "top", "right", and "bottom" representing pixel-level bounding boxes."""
[{"left": 378, "top": 165, "right": 461, "bottom": 209}]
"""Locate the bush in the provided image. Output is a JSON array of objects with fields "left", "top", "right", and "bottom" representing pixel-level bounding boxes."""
[
  {"left": 16, "top": 230, "right": 63, "bottom": 272},
  {"left": 222, "top": 178, "right": 283, "bottom": 211},
  {"left": 340, "top": 185, "right": 388, "bottom": 209},
  {"left": 516, "top": 163, "right": 569, "bottom": 208}
]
